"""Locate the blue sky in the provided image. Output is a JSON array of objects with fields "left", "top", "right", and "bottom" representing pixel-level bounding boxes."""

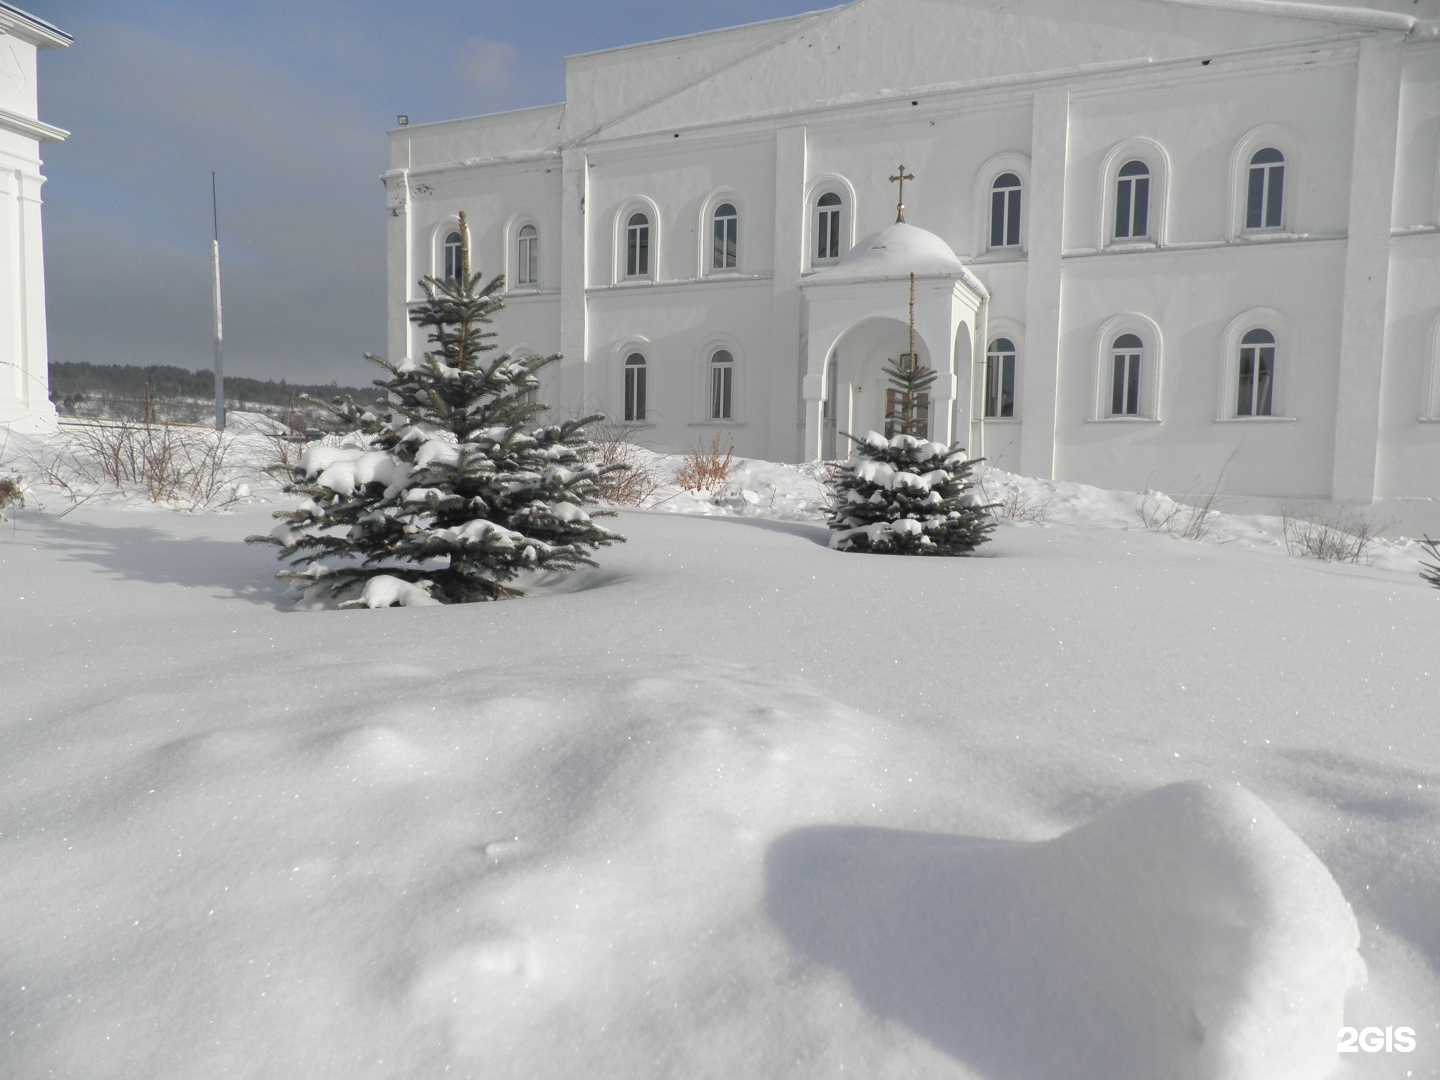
[{"left": 23, "top": 1, "right": 831, "bottom": 384}]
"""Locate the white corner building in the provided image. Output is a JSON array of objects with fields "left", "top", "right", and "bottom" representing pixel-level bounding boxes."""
[
  {"left": 386, "top": 0, "right": 1440, "bottom": 528},
  {"left": 0, "top": 2, "right": 67, "bottom": 433}
]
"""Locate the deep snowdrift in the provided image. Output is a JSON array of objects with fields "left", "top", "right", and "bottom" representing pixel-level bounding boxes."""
[
  {"left": 2, "top": 432, "right": 1437, "bottom": 1079},
  {"left": 771, "top": 781, "right": 1364, "bottom": 1080}
]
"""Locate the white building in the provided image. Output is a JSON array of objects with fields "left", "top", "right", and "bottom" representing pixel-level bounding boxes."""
[
  {"left": 386, "top": 0, "right": 1440, "bottom": 529},
  {"left": 0, "top": 2, "right": 67, "bottom": 433}
]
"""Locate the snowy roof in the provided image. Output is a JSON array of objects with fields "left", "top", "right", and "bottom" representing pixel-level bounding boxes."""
[{"left": 804, "top": 222, "right": 988, "bottom": 297}]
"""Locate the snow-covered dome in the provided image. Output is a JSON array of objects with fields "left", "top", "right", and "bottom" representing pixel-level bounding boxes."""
[{"left": 807, "top": 221, "right": 985, "bottom": 296}]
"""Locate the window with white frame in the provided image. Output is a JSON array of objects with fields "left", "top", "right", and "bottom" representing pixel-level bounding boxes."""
[
  {"left": 710, "top": 349, "right": 734, "bottom": 420},
  {"left": 1114, "top": 161, "right": 1151, "bottom": 240},
  {"left": 985, "top": 338, "right": 1017, "bottom": 419},
  {"left": 1236, "top": 328, "right": 1276, "bottom": 417},
  {"left": 443, "top": 231, "right": 464, "bottom": 282},
  {"left": 626, "top": 213, "right": 651, "bottom": 278},
  {"left": 516, "top": 224, "right": 538, "bottom": 286},
  {"left": 712, "top": 203, "right": 737, "bottom": 271},
  {"left": 1110, "top": 334, "right": 1144, "bottom": 417},
  {"left": 1246, "top": 148, "right": 1285, "bottom": 231},
  {"left": 624, "top": 353, "right": 647, "bottom": 421},
  {"left": 990, "top": 173, "right": 1023, "bottom": 249},
  {"left": 816, "top": 192, "right": 843, "bottom": 262}
]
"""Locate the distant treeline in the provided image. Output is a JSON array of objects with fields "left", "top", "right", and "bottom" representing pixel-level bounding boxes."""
[{"left": 49, "top": 363, "right": 375, "bottom": 408}]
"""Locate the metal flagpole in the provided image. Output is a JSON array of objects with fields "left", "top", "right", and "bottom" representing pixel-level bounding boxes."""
[{"left": 212, "top": 172, "right": 225, "bottom": 431}]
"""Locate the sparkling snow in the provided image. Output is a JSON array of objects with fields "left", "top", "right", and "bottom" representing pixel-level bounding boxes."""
[{"left": 1, "top": 426, "right": 1437, "bottom": 1079}]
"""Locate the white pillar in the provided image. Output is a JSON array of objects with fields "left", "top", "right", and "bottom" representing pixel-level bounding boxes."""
[
  {"left": 559, "top": 146, "right": 591, "bottom": 417},
  {"left": 383, "top": 164, "right": 412, "bottom": 365},
  {"left": 1019, "top": 88, "right": 1069, "bottom": 480},
  {"left": 771, "top": 125, "right": 808, "bottom": 461},
  {"left": 0, "top": 160, "right": 59, "bottom": 432},
  {"left": 1331, "top": 34, "right": 1405, "bottom": 504},
  {"left": 916, "top": 290, "right": 957, "bottom": 445}
]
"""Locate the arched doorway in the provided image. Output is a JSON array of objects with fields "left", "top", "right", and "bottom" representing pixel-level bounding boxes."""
[{"left": 825, "top": 317, "right": 934, "bottom": 452}]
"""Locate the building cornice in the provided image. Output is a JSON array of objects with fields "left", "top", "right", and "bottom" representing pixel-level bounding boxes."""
[
  {"left": 1154, "top": 0, "right": 1414, "bottom": 34},
  {"left": 380, "top": 149, "right": 560, "bottom": 184},
  {"left": 0, "top": 104, "right": 68, "bottom": 142},
  {"left": 0, "top": 2, "right": 72, "bottom": 48},
  {"left": 576, "top": 33, "right": 1363, "bottom": 159}
]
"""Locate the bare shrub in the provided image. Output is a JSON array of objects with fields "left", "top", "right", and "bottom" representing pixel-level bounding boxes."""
[
  {"left": 1283, "top": 506, "right": 1385, "bottom": 564},
  {"left": 49, "top": 419, "right": 241, "bottom": 509},
  {"left": 585, "top": 420, "right": 658, "bottom": 507},
  {"left": 260, "top": 426, "right": 307, "bottom": 475},
  {"left": 1420, "top": 537, "right": 1440, "bottom": 589},
  {"left": 0, "top": 433, "right": 20, "bottom": 519},
  {"left": 676, "top": 432, "right": 734, "bottom": 494},
  {"left": 978, "top": 472, "right": 1052, "bottom": 523},
  {"left": 1136, "top": 480, "right": 1222, "bottom": 541}
]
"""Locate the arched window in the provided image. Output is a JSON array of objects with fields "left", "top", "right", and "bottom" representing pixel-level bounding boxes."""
[
  {"left": 816, "top": 192, "right": 843, "bottom": 262},
  {"left": 712, "top": 203, "right": 737, "bottom": 271},
  {"left": 443, "top": 231, "right": 464, "bottom": 282},
  {"left": 1236, "top": 329, "right": 1276, "bottom": 417},
  {"left": 624, "top": 353, "right": 647, "bottom": 421},
  {"left": 1246, "top": 148, "right": 1285, "bottom": 231},
  {"left": 1111, "top": 333, "right": 1144, "bottom": 416},
  {"left": 1114, "top": 161, "right": 1150, "bottom": 240},
  {"left": 709, "top": 350, "right": 734, "bottom": 420},
  {"left": 516, "top": 224, "right": 538, "bottom": 286},
  {"left": 991, "top": 173, "right": 1022, "bottom": 249},
  {"left": 985, "top": 338, "right": 1017, "bottom": 419},
  {"left": 626, "top": 213, "right": 651, "bottom": 278}
]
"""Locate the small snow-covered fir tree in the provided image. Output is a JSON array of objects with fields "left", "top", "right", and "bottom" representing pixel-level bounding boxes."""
[
  {"left": 826, "top": 275, "right": 995, "bottom": 555},
  {"left": 250, "top": 213, "right": 622, "bottom": 606}
]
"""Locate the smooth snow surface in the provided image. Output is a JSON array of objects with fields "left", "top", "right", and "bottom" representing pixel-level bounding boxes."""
[{"left": 2, "top": 428, "right": 1438, "bottom": 1079}]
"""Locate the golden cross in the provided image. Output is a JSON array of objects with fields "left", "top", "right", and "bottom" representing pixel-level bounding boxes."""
[{"left": 889, "top": 164, "right": 914, "bottom": 223}]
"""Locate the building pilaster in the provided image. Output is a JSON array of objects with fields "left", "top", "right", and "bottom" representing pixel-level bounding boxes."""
[
  {"left": 559, "top": 146, "right": 591, "bottom": 417},
  {"left": 771, "top": 125, "right": 808, "bottom": 460},
  {"left": 1019, "top": 88, "right": 1069, "bottom": 480},
  {"left": 1330, "top": 33, "right": 1404, "bottom": 504}
]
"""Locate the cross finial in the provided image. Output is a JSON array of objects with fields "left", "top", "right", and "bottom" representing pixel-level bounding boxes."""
[{"left": 889, "top": 164, "right": 915, "bottom": 223}]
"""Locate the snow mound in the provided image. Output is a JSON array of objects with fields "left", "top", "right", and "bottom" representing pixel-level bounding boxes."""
[
  {"left": 768, "top": 781, "right": 1364, "bottom": 1080},
  {"left": 338, "top": 575, "right": 440, "bottom": 609}
]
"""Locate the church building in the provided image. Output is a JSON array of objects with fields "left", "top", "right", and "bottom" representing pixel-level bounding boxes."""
[
  {"left": 0, "top": 2, "right": 68, "bottom": 433},
  {"left": 385, "top": 0, "right": 1440, "bottom": 529}
]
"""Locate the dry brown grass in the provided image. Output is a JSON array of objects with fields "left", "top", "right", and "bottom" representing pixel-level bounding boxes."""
[
  {"left": 0, "top": 475, "right": 23, "bottom": 519},
  {"left": 676, "top": 433, "right": 735, "bottom": 494}
]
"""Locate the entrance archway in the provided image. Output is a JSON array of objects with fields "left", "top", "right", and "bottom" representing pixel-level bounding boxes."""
[{"left": 826, "top": 317, "right": 934, "bottom": 452}]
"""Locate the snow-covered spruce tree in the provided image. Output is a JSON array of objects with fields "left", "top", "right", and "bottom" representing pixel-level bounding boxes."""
[
  {"left": 1421, "top": 537, "right": 1440, "bottom": 589},
  {"left": 826, "top": 318, "right": 995, "bottom": 554},
  {"left": 249, "top": 213, "right": 623, "bottom": 606}
]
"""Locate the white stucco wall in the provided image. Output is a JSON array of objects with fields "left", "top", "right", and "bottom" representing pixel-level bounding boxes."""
[{"left": 386, "top": 0, "right": 1440, "bottom": 529}]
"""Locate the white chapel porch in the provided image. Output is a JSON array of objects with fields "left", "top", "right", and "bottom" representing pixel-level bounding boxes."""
[{"left": 800, "top": 220, "right": 989, "bottom": 461}]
